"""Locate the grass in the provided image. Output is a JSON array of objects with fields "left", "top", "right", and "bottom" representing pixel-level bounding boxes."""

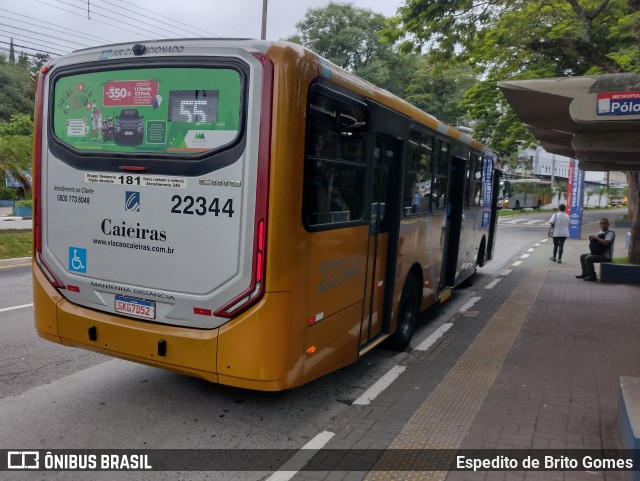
[
  {"left": 498, "top": 208, "right": 553, "bottom": 217},
  {"left": 0, "top": 229, "right": 32, "bottom": 259},
  {"left": 613, "top": 256, "right": 631, "bottom": 264},
  {"left": 498, "top": 205, "right": 627, "bottom": 217}
]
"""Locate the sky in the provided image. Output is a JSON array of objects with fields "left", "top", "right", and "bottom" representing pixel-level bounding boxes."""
[{"left": 1, "top": 0, "right": 406, "bottom": 60}]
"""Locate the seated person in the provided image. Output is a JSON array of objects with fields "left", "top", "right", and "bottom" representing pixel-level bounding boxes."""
[{"left": 575, "top": 218, "right": 615, "bottom": 282}]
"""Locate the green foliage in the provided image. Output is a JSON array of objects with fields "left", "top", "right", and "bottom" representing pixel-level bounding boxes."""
[
  {"left": 286, "top": 2, "right": 417, "bottom": 97},
  {"left": 0, "top": 114, "right": 33, "bottom": 137},
  {"left": 0, "top": 135, "right": 32, "bottom": 192},
  {"left": 29, "top": 53, "right": 52, "bottom": 73},
  {"left": 16, "top": 52, "right": 29, "bottom": 69},
  {"left": 392, "top": 0, "right": 635, "bottom": 76},
  {"left": 355, "top": 52, "right": 420, "bottom": 98},
  {"left": 289, "top": 3, "right": 392, "bottom": 72},
  {"left": 389, "top": 0, "right": 639, "bottom": 154},
  {"left": 0, "top": 186, "right": 18, "bottom": 200},
  {"left": 0, "top": 63, "right": 34, "bottom": 123},
  {"left": 0, "top": 113, "right": 34, "bottom": 195},
  {"left": 404, "top": 57, "right": 476, "bottom": 125}
]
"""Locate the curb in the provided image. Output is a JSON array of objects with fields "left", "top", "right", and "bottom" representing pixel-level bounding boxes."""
[{"left": 0, "top": 257, "right": 32, "bottom": 268}]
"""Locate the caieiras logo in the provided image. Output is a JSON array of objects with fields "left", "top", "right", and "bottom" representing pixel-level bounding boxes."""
[
  {"left": 125, "top": 191, "right": 140, "bottom": 212},
  {"left": 101, "top": 219, "right": 166, "bottom": 242}
]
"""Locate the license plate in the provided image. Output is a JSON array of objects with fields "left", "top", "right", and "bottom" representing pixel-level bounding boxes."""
[
  {"left": 115, "top": 295, "right": 155, "bottom": 320},
  {"left": 124, "top": 131, "right": 133, "bottom": 135}
]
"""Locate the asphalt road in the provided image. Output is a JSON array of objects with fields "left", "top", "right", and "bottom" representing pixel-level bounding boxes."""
[{"left": 0, "top": 208, "right": 621, "bottom": 480}]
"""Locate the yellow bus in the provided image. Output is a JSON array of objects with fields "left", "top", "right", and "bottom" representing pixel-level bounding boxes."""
[{"left": 32, "top": 39, "right": 500, "bottom": 391}]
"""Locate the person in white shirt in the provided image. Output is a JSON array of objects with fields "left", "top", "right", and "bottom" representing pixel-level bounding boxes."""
[{"left": 548, "top": 204, "right": 570, "bottom": 263}]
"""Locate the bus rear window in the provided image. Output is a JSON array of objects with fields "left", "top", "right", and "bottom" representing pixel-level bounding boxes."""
[{"left": 52, "top": 67, "right": 241, "bottom": 155}]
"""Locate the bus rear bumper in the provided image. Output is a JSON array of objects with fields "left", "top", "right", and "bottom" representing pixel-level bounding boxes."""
[{"left": 33, "top": 263, "right": 297, "bottom": 390}]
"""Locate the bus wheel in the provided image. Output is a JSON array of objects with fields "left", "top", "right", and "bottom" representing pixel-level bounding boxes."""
[
  {"left": 388, "top": 275, "right": 420, "bottom": 351},
  {"left": 459, "top": 272, "right": 475, "bottom": 288}
]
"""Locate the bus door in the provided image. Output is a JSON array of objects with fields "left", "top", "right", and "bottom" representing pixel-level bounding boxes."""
[
  {"left": 485, "top": 165, "right": 501, "bottom": 262},
  {"left": 360, "top": 135, "right": 399, "bottom": 348},
  {"left": 442, "top": 154, "right": 466, "bottom": 287}
]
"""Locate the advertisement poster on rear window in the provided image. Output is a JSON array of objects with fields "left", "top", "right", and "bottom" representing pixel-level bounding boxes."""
[{"left": 52, "top": 67, "right": 242, "bottom": 155}]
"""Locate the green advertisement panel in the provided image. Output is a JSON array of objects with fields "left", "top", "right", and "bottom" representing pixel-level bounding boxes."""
[{"left": 53, "top": 67, "right": 242, "bottom": 155}]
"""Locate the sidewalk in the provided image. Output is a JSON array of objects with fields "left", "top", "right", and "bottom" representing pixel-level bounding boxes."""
[{"left": 291, "top": 237, "right": 640, "bottom": 481}]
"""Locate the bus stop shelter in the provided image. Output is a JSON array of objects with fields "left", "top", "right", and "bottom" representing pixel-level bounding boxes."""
[{"left": 498, "top": 72, "right": 640, "bottom": 172}]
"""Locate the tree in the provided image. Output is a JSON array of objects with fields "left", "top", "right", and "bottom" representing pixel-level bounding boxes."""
[
  {"left": 0, "top": 114, "right": 33, "bottom": 193},
  {"left": 538, "top": 185, "right": 554, "bottom": 208},
  {"left": 17, "top": 52, "right": 29, "bottom": 69},
  {"left": 286, "top": 2, "right": 416, "bottom": 97},
  {"left": 0, "top": 114, "right": 33, "bottom": 137},
  {"left": 404, "top": 56, "right": 477, "bottom": 125},
  {"left": 9, "top": 38, "right": 15, "bottom": 64},
  {"left": 595, "top": 186, "right": 606, "bottom": 207},
  {"left": 388, "top": 0, "right": 638, "bottom": 148},
  {"left": 0, "top": 63, "right": 34, "bottom": 122},
  {"left": 390, "top": 0, "right": 640, "bottom": 262},
  {"left": 30, "top": 53, "right": 52, "bottom": 73},
  {"left": 290, "top": 3, "right": 390, "bottom": 72},
  {"left": 0, "top": 135, "right": 32, "bottom": 194}
]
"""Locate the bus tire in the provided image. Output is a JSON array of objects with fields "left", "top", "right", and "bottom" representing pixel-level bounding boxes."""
[
  {"left": 388, "top": 275, "right": 420, "bottom": 351},
  {"left": 459, "top": 273, "right": 475, "bottom": 288}
]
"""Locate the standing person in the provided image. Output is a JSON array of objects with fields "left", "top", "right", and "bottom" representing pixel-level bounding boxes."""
[
  {"left": 548, "top": 204, "right": 570, "bottom": 263},
  {"left": 575, "top": 218, "right": 616, "bottom": 282},
  {"left": 412, "top": 188, "right": 421, "bottom": 213}
]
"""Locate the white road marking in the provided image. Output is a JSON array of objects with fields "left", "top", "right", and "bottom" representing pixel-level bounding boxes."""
[
  {"left": 459, "top": 296, "right": 481, "bottom": 313},
  {"left": 415, "top": 323, "right": 453, "bottom": 351},
  {"left": 266, "top": 431, "right": 335, "bottom": 481},
  {"left": 353, "top": 365, "right": 407, "bottom": 405},
  {"left": 0, "top": 303, "right": 33, "bottom": 313}
]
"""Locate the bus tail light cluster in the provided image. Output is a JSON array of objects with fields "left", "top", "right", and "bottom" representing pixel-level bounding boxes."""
[
  {"left": 33, "top": 65, "right": 66, "bottom": 290},
  {"left": 214, "top": 219, "right": 266, "bottom": 318},
  {"left": 214, "top": 53, "right": 273, "bottom": 319}
]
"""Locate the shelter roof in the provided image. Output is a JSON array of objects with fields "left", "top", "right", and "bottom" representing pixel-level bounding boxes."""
[{"left": 498, "top": 73, "right": 640, "bottom": 171}]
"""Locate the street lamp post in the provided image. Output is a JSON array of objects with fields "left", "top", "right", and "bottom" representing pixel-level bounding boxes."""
[{"left": 261, "top": 0, "right": 268, "bottom": 40}]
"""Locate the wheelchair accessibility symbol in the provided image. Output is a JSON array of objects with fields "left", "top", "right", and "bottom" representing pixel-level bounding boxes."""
[{"left": 69, "top": 247, "right": 87, "bottom": 273}]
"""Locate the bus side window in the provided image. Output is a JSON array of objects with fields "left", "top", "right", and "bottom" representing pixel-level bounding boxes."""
[
  {"left": 303, "top": 91, "right": 366, "bottom": 228},
  {"left": 404, "top": 131, "right": 432, "bottom": 216},
  {"left": 431, "top": 139, "right": 449, "bottom": 211},
  {"left": 466, "top": 153, "right": 482, "bottom": 208}
]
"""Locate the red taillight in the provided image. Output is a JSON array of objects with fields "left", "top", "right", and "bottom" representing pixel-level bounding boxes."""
[
  {"left": 213, "top": 53, "right": 273, "bottom": 319},
  {"left": 256, "top": 220, "right": 265, "bottom": 283}
]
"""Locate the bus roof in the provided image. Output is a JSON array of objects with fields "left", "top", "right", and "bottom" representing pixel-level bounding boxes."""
[{"left": 53, "top": 38, "right": 496, "bottom": 158}]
